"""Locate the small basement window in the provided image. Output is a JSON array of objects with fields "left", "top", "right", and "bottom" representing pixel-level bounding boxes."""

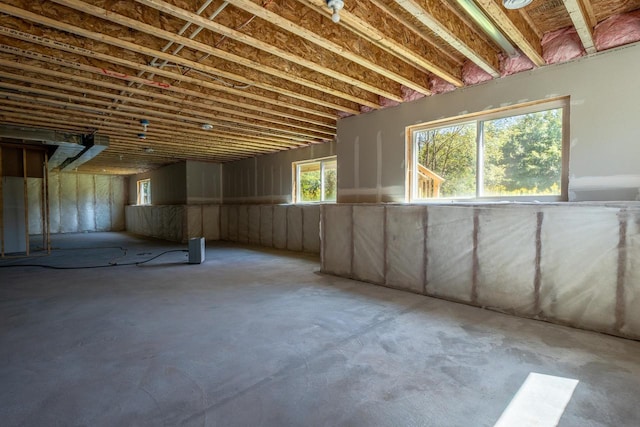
[
  {"left": 407, "top": 98, "right": 569, "bottom": 202},
  {"left": 293, "top": 156, "right": 337, "bottom": 203},
  {"left": 137, "top": 178, "right": 151, "bottom": 205}
]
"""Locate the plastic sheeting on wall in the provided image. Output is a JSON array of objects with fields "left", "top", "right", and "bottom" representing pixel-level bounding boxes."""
[
  {"left": 594, "top": 11, "right": 640, "bottom": 51},
  {"left": 127, "top": 204, "right": 221, "bottom": 243},
  {"left": 542, "top": 27, "right": 585, "bottom": 64},
  {"left": 321, "top": 203, "right": 640, "bottom": 341},
  {"left": 126, "top": 205, "right": 184, "bottom": 242},
  {"left": 27, "top": 178, "right": 43, "bottom": 235},
  {"left": 219, "top": 204, "right": 321, "bottom": 254},
  {"left": 40, "top": 172, "right": 127, "bottom": 234}
]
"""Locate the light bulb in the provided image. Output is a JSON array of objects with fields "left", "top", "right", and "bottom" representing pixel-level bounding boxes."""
[{"left": 326, "top": 0, "right": 344, "bottom": 24}]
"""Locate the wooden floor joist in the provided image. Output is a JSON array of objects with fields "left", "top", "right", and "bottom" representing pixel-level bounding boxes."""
[
  {"left": 0, "top": 0, "right": 633, "bottom": 173},
  {"left": 50, "top": 0, "right": 382, "bottom": 109}
]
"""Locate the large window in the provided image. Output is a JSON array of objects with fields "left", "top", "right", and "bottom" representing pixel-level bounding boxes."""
[
  {"left": 137, "top": 179, "right": 151, "bottom": 205},
  {"left": 408, "top": 99, "right": 568, "bottom": 201},
  {"left": 293, "top": 157, "right": 337, "bottom": 203}
]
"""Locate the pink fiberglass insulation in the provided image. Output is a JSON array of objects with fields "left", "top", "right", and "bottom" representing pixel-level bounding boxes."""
[
  {"left": 360, "top": 105, "right": 374, "bottom": 113},
  {"left": 401, "top": 85, "right": 427, "bottom": 102},
  {"left": 594, "top": 11, "right": 640, "bottom": 51},
  {"left": 429, "top": 75, "right": 456, "bottom": 94},
  {"left": 541, "top": 27, "right": 585, "bottom": 64},
  {"left": 337, "top": 111, "right": 354, "bottom": 119},
  {"left": 461, "top": 61, "right": 493, "bottom": 85},
  {"left": 379, "top": 96, "right": 401, "bottom": 108},
  {"left": 500, "top": 51, "right": 535, "bottom": 76}
]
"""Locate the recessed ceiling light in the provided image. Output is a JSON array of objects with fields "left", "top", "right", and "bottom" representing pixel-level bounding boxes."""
[
  {"left": 201, "top": 123, "right": 214, "bottom": 130},
  {"left": 502, "top": 0, "right": 533, "bottom": 9}
]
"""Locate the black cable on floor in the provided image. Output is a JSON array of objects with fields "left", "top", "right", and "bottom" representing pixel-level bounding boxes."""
[{"left": 0, "top": 250, "right": 188, "bottom": 270}]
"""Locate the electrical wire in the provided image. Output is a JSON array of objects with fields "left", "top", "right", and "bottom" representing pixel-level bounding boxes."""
[{"left": 0, "top": 250, "right": 188, "bottom": 270}]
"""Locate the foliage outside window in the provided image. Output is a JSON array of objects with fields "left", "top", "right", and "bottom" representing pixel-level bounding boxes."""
[
  {"left": 409, "top": 100, "right": 567, "bottom": 201},
  {"left": 294, "top": 157, "right": 337, "bottom": 203},
  {"left": 137, "top": 179, "right": 151, "bottom": 205}
]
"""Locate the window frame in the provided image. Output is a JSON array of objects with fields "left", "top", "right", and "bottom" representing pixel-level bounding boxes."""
[
  {"left": 406, "top": 97, "right": 570, "bottom": 203},
  {"left": 136, "top": 178, "right": 151, "bottom": 205},
  {"left": 292, "top": 156, "right": 337, "bottom": 204}
]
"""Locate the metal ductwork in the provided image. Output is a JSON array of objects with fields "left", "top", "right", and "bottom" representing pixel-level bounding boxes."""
[{"left": 0, "top": 125, "right": 109, "bottom": 170}]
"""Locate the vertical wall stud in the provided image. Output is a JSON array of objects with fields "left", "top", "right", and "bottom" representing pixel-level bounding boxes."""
[
  {"left": 41, "top": 155, "right": 46, "bottom": 249},
  {"left": 44, "top": 153, "right": 51, "bottom": 254},
  {"left": 23, "top": 148, "right": 29, "bottom": 256},
  {"left": 0, "top": 145, "right": 4, "bottom": 258}
]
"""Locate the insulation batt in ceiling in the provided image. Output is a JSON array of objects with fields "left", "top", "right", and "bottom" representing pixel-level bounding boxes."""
[
  {"left": 594, "top": 11, "right": 640, "bottom": 51},
  {"left": 401, "top": 85, "right": 427, "bottom": 102},
  {"left": 462, "top": 60, "right": 493, "bottom": 85},
  {"left": 541, "top": 27, "right": 585, "bottom": 64},
  {"left": 429, "top": 75, "right": 456, "bottom": 94},
  {"left": 500, "top": 51, "right": 535, "bottom": 77},
  {"left": 380, "top": 96, "right": 401, "bottom": 108}
]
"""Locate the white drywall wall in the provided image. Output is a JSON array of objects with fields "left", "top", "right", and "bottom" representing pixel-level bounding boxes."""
[
  {"left": 337, "top": 43, "right": 640, "bottom": 202},
  {"left": 222, "top": 142, "right": 336, "bottom": 204}
]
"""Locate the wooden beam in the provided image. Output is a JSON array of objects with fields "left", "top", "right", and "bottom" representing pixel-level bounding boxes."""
[
  {"left": 0, "top": 27, "right": 346, "bottom": 118},
  {"left": 0, "top": 80, "right": 323, "bottom": 143},
  {"left": 0, "top": 43, "right": 337, "bottom": 125},
  {"left": 0, "top": 109, "right": 302, "bottom": 159},
  {"left": 43, "top": 153, "right": 49, "bottom": 253},
  {"left": 0, "top": 116, "right": 265, "bottom": 163},
  {"left": 391, "top": 0, "right": 500, "bottom": 77},
  {"left": 369, "top": 0, "right": 464, "bottom": 66},
  {"left": 0, "top": 117, "right": 286, "bottom": 160},
  {"left": 0, "top": 98, "right": 306, "bottom": 149},
  {"left": 135, "top": 0, "right": 399, "bottom": 102},
  {"left": 474, "top": 0, "right": 545, "bottom": 66},
  {"left": 298, "top": 0, "right": 461, "bottom": 87},
  {"left": 563, "top": 0, "right": 597, "bottom": 54},
  {"left": 0, "top": 57, "right": 336, "bottom": 135},
  {"left": 0, "top": 64, "right": 335, "bottom": 138},
  {"left": 0, "top": 145, "right": 3, "bottom": 257},
  {"left": 0, "top": 106, "right": 301, "bottom": 154},
  {"left": 0, "top": 104, "right": 306, "bottom": 157},
  {"left": 0, "top": 7, "right": 361, "bottom": 113},
  {"left": 23, "top": 148, "right": 29, "bottom": 256},
  {"left": 50, "top": 0, "right": 380, "bottom": 108},
  {"left": 225, "top": 0, "right": 431, "bottom": 96}
]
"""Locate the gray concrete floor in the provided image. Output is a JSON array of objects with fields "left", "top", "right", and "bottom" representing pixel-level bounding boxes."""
[{"left": 1, "top": 232, "right": 639, "bottom": 426}]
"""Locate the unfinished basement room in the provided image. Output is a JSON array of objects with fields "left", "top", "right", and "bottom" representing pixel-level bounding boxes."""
[{"left": 2, "top": 0, "right": 640, "bottom": 425}]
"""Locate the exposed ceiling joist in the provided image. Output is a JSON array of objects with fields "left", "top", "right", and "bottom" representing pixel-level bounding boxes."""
[
  {"left": 135, "top": 0, "right": 401, "bottom": 102},
  {"left": 298, "top": 0, "right": 462, "bottom": 87},
  {"left": 0, "top": 0, "right": 637, "bottom": 174},
  {"left": 225, "top": 0, "right": 432, "bottom": 96},
  {"left": 474, "top": 0, "right": 544, "bottom": 66},
  {"left": 0, "top": 25, "right": 347, "bottom": 119},
  {"left": 563, "top": 0, "right": 597, "bottom": 54},
  {"left": 49, "top": 0, "right": 381, "bottom": 109},
  {"left": 0, "top": 3, "right": 365, "bottom": 114},
  {"left": 392, "top": 0, "right": 500, "bottom": 77}
]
